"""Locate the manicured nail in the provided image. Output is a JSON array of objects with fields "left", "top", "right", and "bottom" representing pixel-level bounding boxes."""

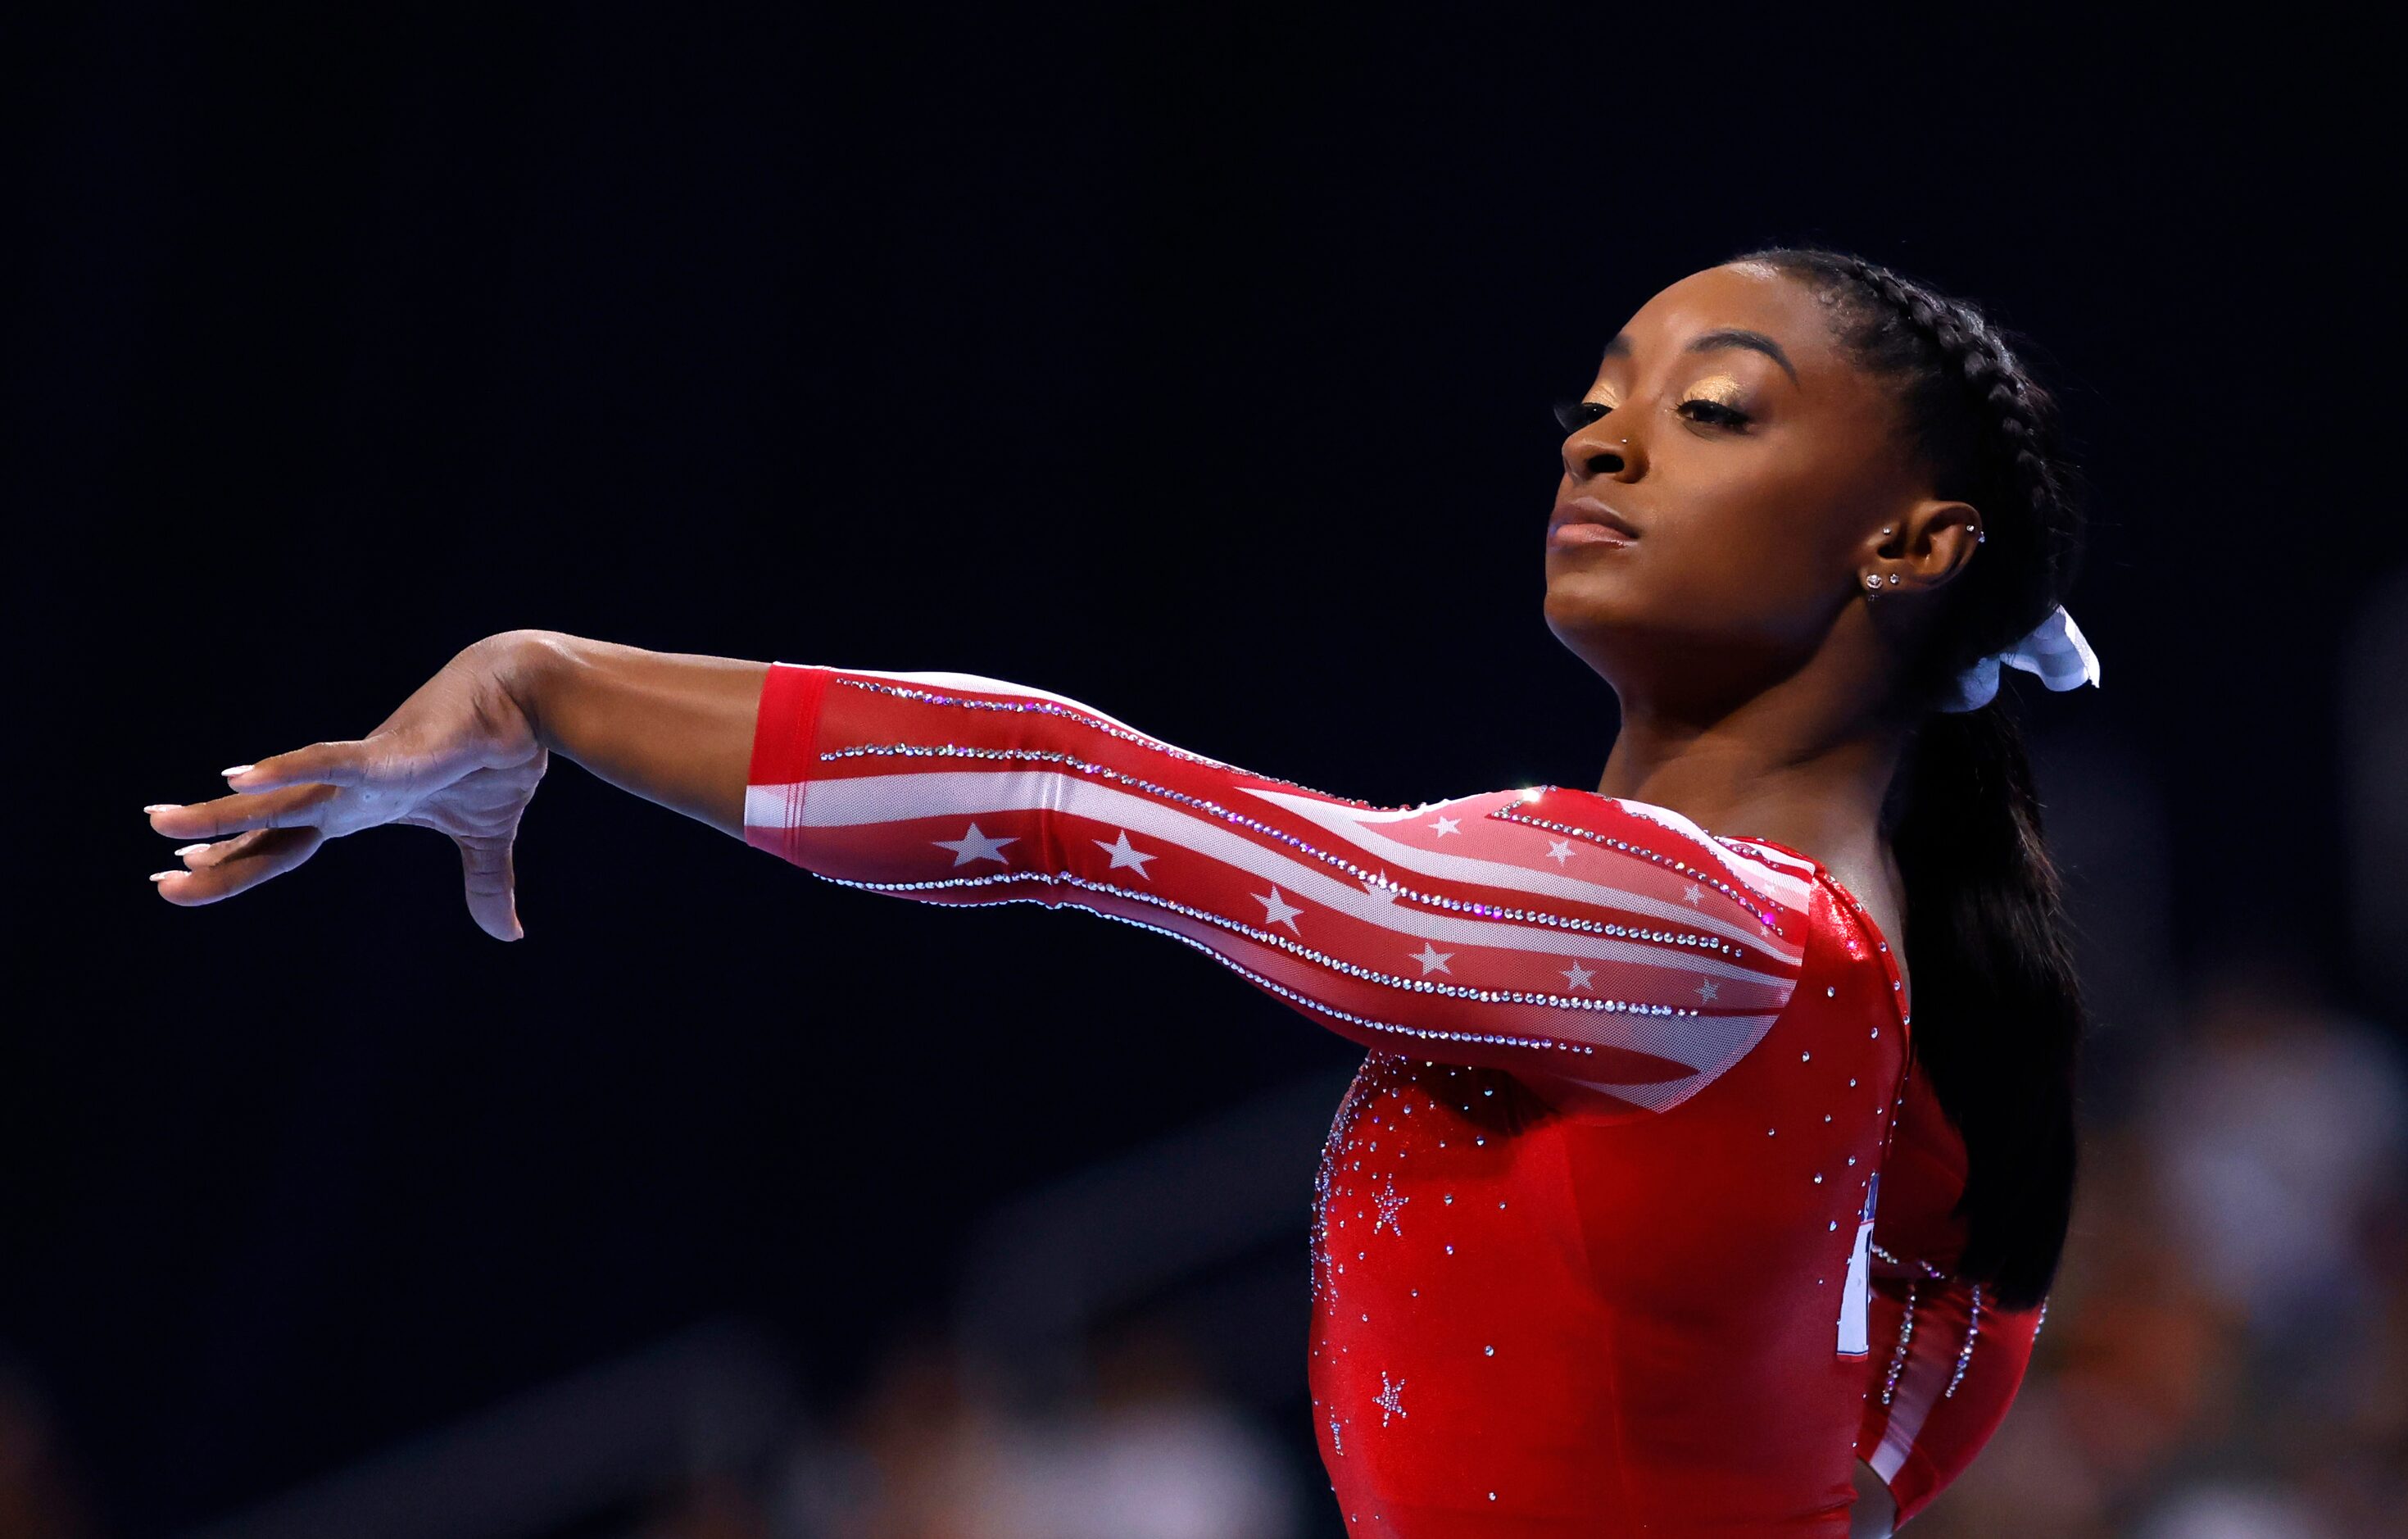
[
  {"left": 174, "top": 844, "right": 207, "bottom": 858},
  {"left": 148, "top": 870, "right": 182, "bottom": 883},
  {"left": 222, "top": 764, "right": 255, "bottom": 778},
  {"left": 144, "top": 803, "right": 182, "bottom": 815}
]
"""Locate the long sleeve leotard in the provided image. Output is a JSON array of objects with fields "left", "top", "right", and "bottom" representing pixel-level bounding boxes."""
[{"left": 742, "top": 661, "right": 2044, "bottom": 1535}]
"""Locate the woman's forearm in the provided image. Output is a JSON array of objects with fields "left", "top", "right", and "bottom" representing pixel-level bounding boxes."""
[{"left": 491, "top": 629, "right": 769, "bottom": 839}]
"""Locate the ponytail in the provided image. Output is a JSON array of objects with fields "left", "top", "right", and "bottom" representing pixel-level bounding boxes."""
[
  {"left": 1741, "top": 245, "right": 2095, "bottom": 1311},
  {"left": 1886, "top": 701, "right": 2084, "bottom": 1309}
]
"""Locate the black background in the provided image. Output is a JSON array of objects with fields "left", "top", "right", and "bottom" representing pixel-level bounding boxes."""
[{"left": 10, "top": 7, "right": 2394, "bottom": 1533}]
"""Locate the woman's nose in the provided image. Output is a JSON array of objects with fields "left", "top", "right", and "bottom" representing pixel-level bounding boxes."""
[{"left": 1562, "top": 415, "right": 1644, "bottom": 483}]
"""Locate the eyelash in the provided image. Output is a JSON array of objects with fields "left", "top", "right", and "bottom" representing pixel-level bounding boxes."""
[{"left": 1552, "top": 397, "right": 1752, "bottom": 435}]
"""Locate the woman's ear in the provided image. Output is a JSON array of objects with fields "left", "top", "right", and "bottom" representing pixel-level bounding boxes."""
[{"left": 1894, "top": 497, "right": 1983, "bottom": 595}]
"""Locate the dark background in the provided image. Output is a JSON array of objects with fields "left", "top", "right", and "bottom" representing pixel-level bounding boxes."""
[{"left": 10, "top": 7, "right": 2399, "bottom": 1536}]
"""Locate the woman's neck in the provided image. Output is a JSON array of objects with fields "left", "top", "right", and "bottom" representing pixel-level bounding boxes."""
[{"left": 1593, "top": 698, "right": 1909, "bottom": 912}]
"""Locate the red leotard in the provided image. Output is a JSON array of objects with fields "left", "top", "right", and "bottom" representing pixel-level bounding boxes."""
[{"left": 742, "top": 661, "right": 2045, "bottom": 1535}]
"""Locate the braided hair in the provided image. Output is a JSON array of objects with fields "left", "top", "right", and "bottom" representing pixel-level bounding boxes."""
[{"left": 1735, "top": 246, "right": 2091, "bottom": 1311}]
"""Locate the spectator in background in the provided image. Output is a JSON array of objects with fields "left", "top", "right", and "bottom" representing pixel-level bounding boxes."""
[{"left": 778, "top": 1316, "right": 1303, "bottom": 1539}]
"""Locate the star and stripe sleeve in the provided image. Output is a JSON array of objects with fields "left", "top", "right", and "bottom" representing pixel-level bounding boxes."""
[{"left": 742, "top": 661, "right": 1808, "bottom": 1110}]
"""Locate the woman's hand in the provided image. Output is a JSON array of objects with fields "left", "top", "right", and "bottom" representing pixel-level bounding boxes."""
[{"left": 145, "top": 633, "right": 549, "bottom": 941}]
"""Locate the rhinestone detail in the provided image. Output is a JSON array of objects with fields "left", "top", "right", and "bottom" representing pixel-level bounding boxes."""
[
  {"left": 1944, "top": 1283, "right": 1984, "bottom": 1398},
  {"left": 822, "top": 741, "right": 1762, "bottom": 963},
  {"left": 1493, "top": 804, "right": 1784, "bottom": 928},
  {"left": 1881, "top": 1280, "right": 1920, "bottom": 1406},
  {"left": 800, "top": 860, "right": 1704, "bottom": 1049}
]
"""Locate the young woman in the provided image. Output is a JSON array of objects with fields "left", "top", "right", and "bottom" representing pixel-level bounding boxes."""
[{"left": 145, "top": 247, "right": 2101, "bottom": 1535}]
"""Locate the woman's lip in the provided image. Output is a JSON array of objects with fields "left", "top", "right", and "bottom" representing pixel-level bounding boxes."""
[{"left": 1548, "top": 522, "right": 1635, "bottom": 548}]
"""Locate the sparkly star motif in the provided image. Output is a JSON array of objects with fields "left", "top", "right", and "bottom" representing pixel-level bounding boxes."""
[
  {"left": 1254, "top": 885, "right": 1304, "bottom": 934},
  {"left": 1562, "top": 960, "right": 1596, "bottom": 991},
  {"left": 1092, "top": 829, "right": 1158, "bottom": 878},
  {"left": 1683, "top": 882, "right": 1704, "bottom": 906},
  {"left": 1429, "top": 815, "right": 1461, "bottom": 837},
  {"left": 1544, "top": 838, "right": 1575, "bottom": 866},
  {"left": 1372, "top": 1182, "right": 1409, "bottom": 1236},
  {"left": 933, "top": 821, "right": 1018, "bottom": 866},
  {"left": 1695, "top": 977, "right": 1721, "bottom": 1002},
  {"left": 1409, "top": 941, "right": 1454, "bottom": 974},
  {"left": 1376, "top": 1369, "right": 1408, "bottom": 1425}
]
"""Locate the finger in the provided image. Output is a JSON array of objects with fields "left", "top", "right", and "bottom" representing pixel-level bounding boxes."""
[
  {"left": 174, "top": 830, "right": 270, "bottom": 869},
  {"left": 456, "top": 832, "right": 524, "bottom": 942},
  {"left": 149, "top": 827, "right": 324, "bottom": 906},
  {"left": 147, "top": 783, "right": 344, "bottom": 842},
  {"left": 223, "top": 740, "right": 380, "bottom": 794}
]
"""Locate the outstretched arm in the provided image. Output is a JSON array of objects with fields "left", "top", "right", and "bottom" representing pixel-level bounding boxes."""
[
  {"left": 149, "top": 632, "right": 1808, "bottom": 1106},
  {"left": 731, "top": 656, "right": 1807, "bottom": 1101}
]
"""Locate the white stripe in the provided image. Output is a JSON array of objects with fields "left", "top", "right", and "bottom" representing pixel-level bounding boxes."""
[
  {"left": 1240, "top": 785, "right": 1804, "bottom": 963},
  {"left": 1712, "top": 838, "right": 1824, "bottom": 898},
  {"left": 1608, "top": 797, "right": 1818, "bottom": 914},
  {"left": 1871, "top": 1346, "right": 1944, "bottom": 1483},
  {"left": 751, "top": 767, "right": 1797, "bottom": 992}
]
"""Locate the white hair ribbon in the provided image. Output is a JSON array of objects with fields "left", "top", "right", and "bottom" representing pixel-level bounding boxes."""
[{"left": 1934, "top": 603, "right": 2102, "bottom": 713}]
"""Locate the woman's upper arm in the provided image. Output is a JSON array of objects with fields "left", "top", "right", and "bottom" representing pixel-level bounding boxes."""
[{"left": 744, "top": 661, "right": 1809, "bottom": 1100}]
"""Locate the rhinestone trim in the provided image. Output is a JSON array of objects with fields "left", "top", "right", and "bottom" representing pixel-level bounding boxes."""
[
  {"left": 1880, "top": 1279, "right": 1920, "bottom": 1406},
  {"left": 795, "top": 867, "right": 1612, "bottom": 1059},
  {"left": 1871, "top": 1242, "right": 1949, "bottom": 1280},
  {"left": 1943, "top": 1283, "right": 1984, "bottom": 1399},
  {"left": 819, "top": 740, "right": 1766, "bottom": 965},
  {"left": 1490, "top": 804, "right": 1784, "bottom": 928},
  {"left": 832, "top": 674, "right": 1343, "bottom": 797},
  {"left": 803, "top": 862, "right": 1703, "bottom": 1027}
]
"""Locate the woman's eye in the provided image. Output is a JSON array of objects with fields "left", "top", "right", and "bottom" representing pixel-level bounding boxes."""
[
  {"left": 1677, "top": 398, "right": 1751, "bottom": 429},
  {"left": 1553, "top": 398, "right": 1611, "bottom": 434}
]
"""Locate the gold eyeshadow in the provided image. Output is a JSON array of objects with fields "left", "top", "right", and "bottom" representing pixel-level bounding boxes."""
[{"left": 1678, "top": 375, "right": 1748, "bottom": 408}]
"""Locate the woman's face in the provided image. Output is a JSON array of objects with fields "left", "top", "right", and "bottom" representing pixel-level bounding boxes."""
[{"left": 1543, "top": 261, "right": 1930, "bottom": 701}]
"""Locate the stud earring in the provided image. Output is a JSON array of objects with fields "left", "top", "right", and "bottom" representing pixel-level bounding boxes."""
[{"left": 1887, "top": 574, "right": 1900, "bottom": 584}]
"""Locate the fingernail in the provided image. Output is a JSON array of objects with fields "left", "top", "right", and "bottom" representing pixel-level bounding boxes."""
[
  {"left": 144, "top": 803, "right": 182, "bottom": 814},
  {"left": 222, "top": 764, "right": 255, "bottom": 778},
  {"left": 174, "top": 844, "right": 207, "bottom": 858},
  {"left": 148, "top": 870, "right": 182, "bottom": 883}
]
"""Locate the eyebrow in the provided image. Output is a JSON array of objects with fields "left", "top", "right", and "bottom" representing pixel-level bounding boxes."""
[{"left": 1600, "top": 328, "right": 1800, "bottom": 384}]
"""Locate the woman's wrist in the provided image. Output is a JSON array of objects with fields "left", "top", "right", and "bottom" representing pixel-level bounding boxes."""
[
  {"left": 470, "top": 628, "right": 766, "bottom": 838},
  {"left": 477, "top": 629, "right": 578, "bottom": 752}
]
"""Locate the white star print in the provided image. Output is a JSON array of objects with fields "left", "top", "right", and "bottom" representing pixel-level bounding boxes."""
[
  {"left": 933, "top": 822, "right": 1018, "bottom": 866},
  {"left": 1562, "top": 960, "right": 1596, "bottom": 991},
  {"left": 1683, "top": 882, "right": 1704, "bottom": 906},
  {"left": 1372, "top": 1182, "right": 1408, "bottom": 1236},
  {"left": 1255, "top": 885, "right": 1304, "bottom": 934},
  {"left": 1696, "top": 977, "right": 1721, "bottom": 1002},
  {"left": 1093, "top": 829, "right": 1158, "bottom": 878},
  {"left": 1429, "top": 815, "right": 1461, "bottom": 837},
  {"left": 1544, "top": 838, "right": 1575, "bottom": 866},
  {"left": 1376, "top": 1369, "right": 1407, "bottom": 1425},
  {"left": 1363, "top": 869, "right": 1399, "bottom": 904},
  {"left": 1410, "top": 941, "right": 1453, "bottom": 975}
]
